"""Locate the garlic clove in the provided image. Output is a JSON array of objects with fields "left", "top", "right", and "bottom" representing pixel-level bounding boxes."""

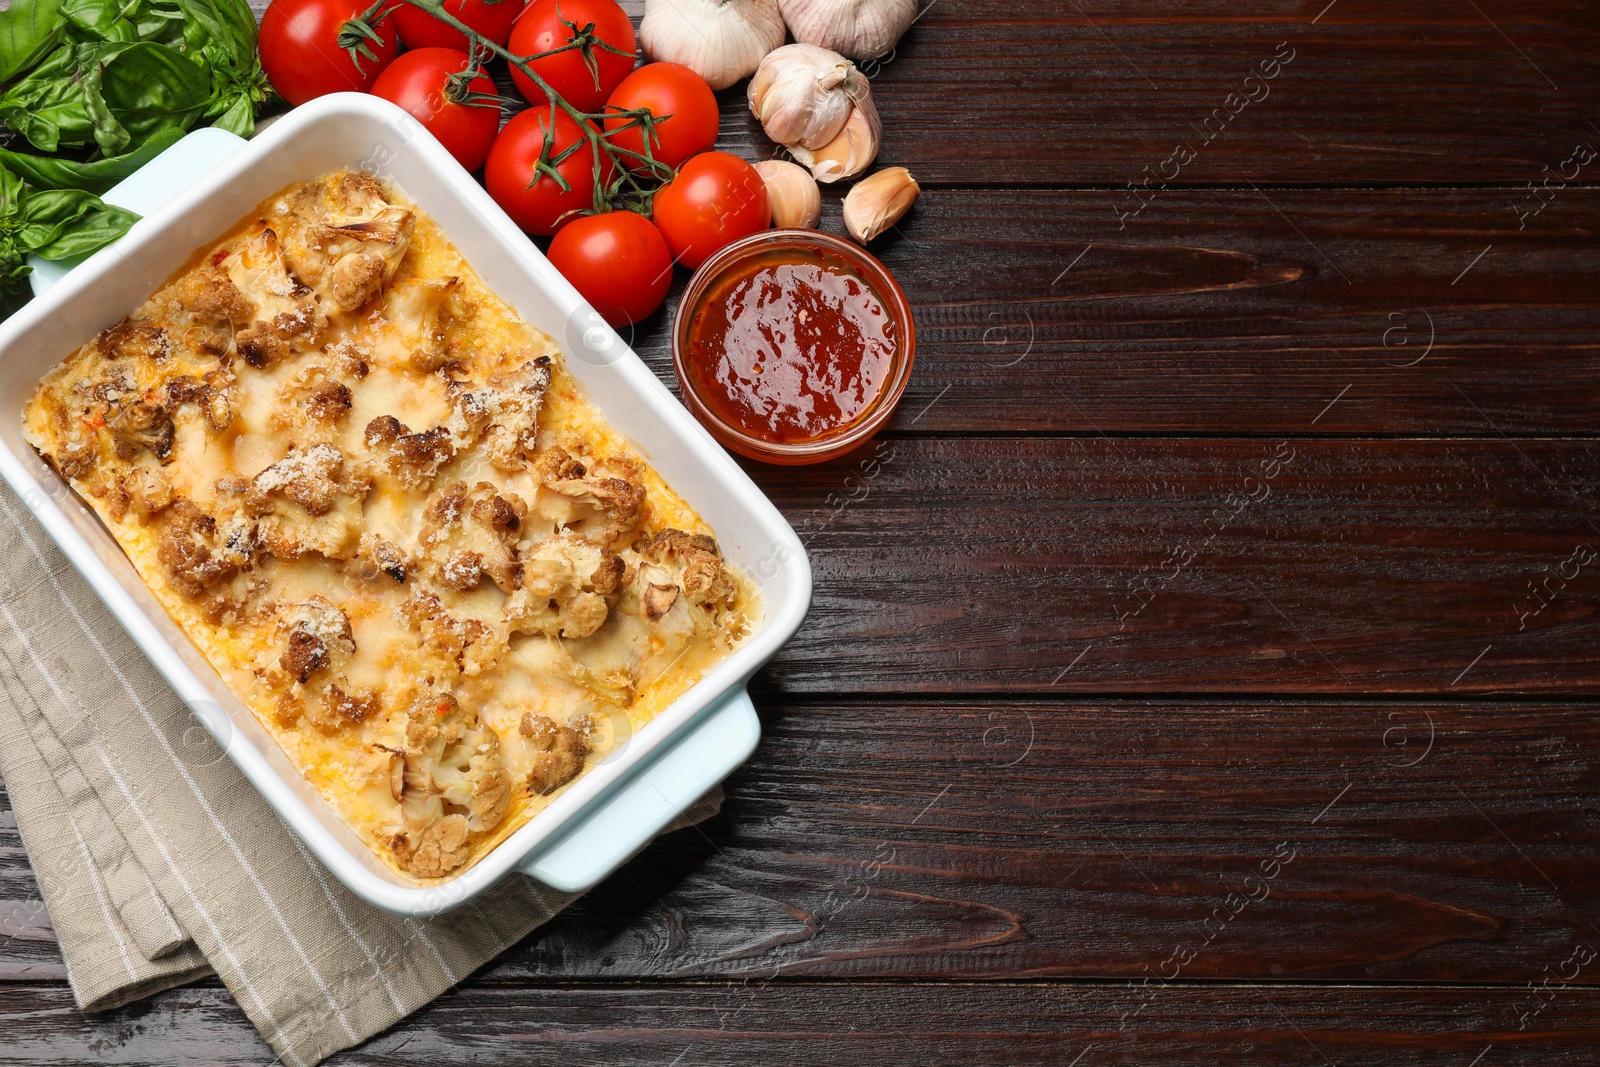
[
  {"left": 753, "top": 159, "right": 822, "bottom": 228},
  {"left": 779, "top": 0, "right": 918, "bottom": 62},
  {"left": 843, "top": 165, "right": 919, "bottom": 243},
  {"left": 748, "top": 43, "right": 858, "bottom": 149},
  {"left": 790, "top": 94, "right": 882, "bottom": 181},
  {"left": 641, "top": 0, "right": 787, "bottom": 91}
]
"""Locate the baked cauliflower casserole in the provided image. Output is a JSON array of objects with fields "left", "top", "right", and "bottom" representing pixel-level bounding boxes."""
[{"left": 23, "top": 171, "right": 756, "bottom": 881}]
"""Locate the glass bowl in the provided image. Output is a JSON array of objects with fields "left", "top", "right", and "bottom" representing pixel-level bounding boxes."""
[{"left": 671, "top": 229, "right": 917, "bottom": 465}]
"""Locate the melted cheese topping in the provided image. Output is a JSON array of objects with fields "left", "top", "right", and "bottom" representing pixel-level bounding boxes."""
[{"left": 23, "top": 171, "right": 757, "bottom": 882}]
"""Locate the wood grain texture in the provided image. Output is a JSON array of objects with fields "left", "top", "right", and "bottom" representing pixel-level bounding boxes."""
[
  {"left": 744, "top": 437, "right": 1600, "bottom": 694},
  {"left": 246, "top": 0, "right": 1600, "bottom": 186},
  {"left": 0, "top": 778, "right": 61, "bottom": 980},
  {"left": 8, "top": 1, "right": 1600, "bottom": 1061},
  {"left": 4, "top": 980, "right": 1600, "bottom": 1065},
  {"left": 493, "top": 698, "right": 1600, "bottom": 986},
  {"left": 5, "top": 700, "right": 1597, "bottom": 985},
  {"left": 845, "top": 0, "right": 1600, "bottom": 186},
  {"left": 617, "top": 187, "right": 1600, "bottom": 435}
]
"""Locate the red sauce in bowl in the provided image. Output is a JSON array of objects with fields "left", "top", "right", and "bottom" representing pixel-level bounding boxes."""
[
  {"left": 685, "top": 247, "right": 896, "bottom": 444},
  {"left": 673, "top": 231, "right": 915, "bottom": 464}
]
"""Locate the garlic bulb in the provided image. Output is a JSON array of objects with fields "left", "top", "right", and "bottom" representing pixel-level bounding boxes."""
[
  {"left": 748, "top": 44, "right": 882, "bottom": 182},
  {"left": 779, "top": 0, "right": 917, "bottom": 61},
  {"left": 753, "top": 160, "right": 822, "bottom": 228},
  {"left": 640, "top": 0, "right": 786, "bottom": 91},
  {"left": 843, "top": 166, "right": 919, "bottom": 243}
]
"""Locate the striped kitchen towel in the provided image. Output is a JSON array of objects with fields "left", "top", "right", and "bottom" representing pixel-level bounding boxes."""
[{"left": 0, "top": 481, "right": 722, "bottom": 1066}]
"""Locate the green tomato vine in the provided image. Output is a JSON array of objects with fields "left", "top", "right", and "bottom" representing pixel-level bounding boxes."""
[{"left": 339, "top": 0, "right": 679, "bottom": 219}]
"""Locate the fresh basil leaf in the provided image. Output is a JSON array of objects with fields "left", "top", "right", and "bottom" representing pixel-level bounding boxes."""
[
  {"left": 99, "top": 41, "right": 209, "bottom": 141},
  {"left": 173, "top": 0, "right": 265, "bottom": 136},
  {"left": 0, "top": 42, "right": 79, "bottom": 152},
  {"left": 0, "top": 168, "right": 29, "bottom": 298},
  {"left": 29, "top": 199, "right": 138, "bottom": 258},
  {"left": 0, "top": 163, "right": 136, "bottom": 296},
  {"left": 60, "top": 0, "right": 122, "bottom": 37},
  {"left": 126, "top": 0, "right": 191, "bottom": 50},
  {"left": 214, "top": 0, "right": 259, "bottom": 61},
  {"left": 0, "top": 39, "right": 143, "bottom": 154},
  {"left": 82, "top": 58, "right": 133, "bottom": 156},
  {"left": 0, "top": 164, "right": 26, "bottom": 207},
  {"left": 0, "top": 126, "right": 184, "bottom": 192},
  {"left": 0, "top": 0, "right": 65, "bottom": 83},
  {"left": 16, "top": 186, "right": 98, "bottom": 248},
  {"left": 205, "top": 83, "right": 256, "bottom": 136}
]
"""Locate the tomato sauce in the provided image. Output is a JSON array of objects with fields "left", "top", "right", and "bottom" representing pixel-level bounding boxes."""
[{"left": 683, "top": 246, "right": 897, "bottom": 445}]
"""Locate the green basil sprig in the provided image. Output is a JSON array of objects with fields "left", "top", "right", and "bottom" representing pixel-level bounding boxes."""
[
  {"left": 0, "top": 163, "right": 138, "bottom": 298},
  {"left": 0, "top": 0, "right": 266, "bottom": 186}
]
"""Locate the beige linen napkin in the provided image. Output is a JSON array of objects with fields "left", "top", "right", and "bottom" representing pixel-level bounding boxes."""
[{"left": 0, "top": 481, "right": 721, "bottom": 1065}]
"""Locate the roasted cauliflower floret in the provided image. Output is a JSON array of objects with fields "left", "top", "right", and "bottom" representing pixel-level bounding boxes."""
[
  {"left": 244, "top": 444, "right": 371, "bottom": 560},
  {"left": 358, "top": 531, "right": 413, "bottom": 584},
  {"left": 162, "top": 368, "right": 237, "bottom": 432},
  {"left": 364, "top": 414, "right": 456, "bottom": 491},
  {"left": 277, "top": 170, "right": 414, "bottom": 311},
  {"left": 635, "top": 529, "right": 738, "bottom": 614},
  {"left": 506, "top": 532, "right": 625, "bottom": 639},
  {"left": 381, "top": 276, "right": 468, "bottom": 372},
  {"left": 417, "top": 481, "right": 526, "bottom": 593},
  {"left": 531, "top": 446, "right": 645, "bottom": 548},
  {"left": 519, "top": 712, "right": 590, "bottom": 795},
  {"left": 399, "top": 814, "right": 470, "bottom": 879},
  {"left": 479, "top": 355, "right": 552, "bottom": 470},
  {"left": 112, "top": 463, "right": 173, "bottom": 520},
  {"left": 278, "top": 595, "right": 356, "bottom": 685},
  {"left": 155, "top": 499, "right": 257, "bottom": 600},
  {"left": 398, "top": 590, "right": 504, "bottom": 681},
  {"left": 174, "top": 266, "right": 253, "bottom": 327},
  {"left": 269, "top": 364, "right": 357, "bottom": 441},
  {"left": 96, "top": 317, "right": 168, "bottom": 363},
  {"left": 106, "top": 399, "right": 175, "bottom": 463},
  {"left": 390, "top": 692, "right": 512, "bottom": 877},
  {"left": 222, "top": 227, "right": 327, "bottom": 369},
  {"left": 311, "top": 683, "right": 381, "bottom": 731}
]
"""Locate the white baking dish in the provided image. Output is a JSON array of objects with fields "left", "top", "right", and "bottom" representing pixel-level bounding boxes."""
[{"left": 0, "top": 94, "right": 811, "bottom": 916}]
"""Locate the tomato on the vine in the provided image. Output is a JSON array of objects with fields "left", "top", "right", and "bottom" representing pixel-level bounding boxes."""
[
  {"left": 485, "top": 107, "right": 614, "bottom": 235},
  {"left": 603, "top": 63, "right": 718, "bottom": 171},
  {"left": 547, "top": 211, "right": 672, "bottom": 326},
  {"left": 393, "top": 0, "right": 525, "bottom": 50},
  {"left": 372, "top": 49, "right": 501, "bottom": 172},
  {"left": 259, "top": 0, "right": 400, "bottom": 105},
  {"left": 651, "top": 151, "right": 770, "bottom": 270},
  {"left": 507, "top": 0, "right": 637, "bottom": 113}
]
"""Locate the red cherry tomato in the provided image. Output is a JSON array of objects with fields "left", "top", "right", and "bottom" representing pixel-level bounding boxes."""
[
  {"left": 547, "top": 211, "right": 673, "bottom": 326},
  {"left": 651, "top": 151, "right": 770, "bottom": 270},
  {"left": 259, "top": 0, "right": 400, "bottom": 105},
  {"left": 603, "top": 62, "right": 717, "bottom": 171},
  {"left": 484, "top": 107, "right": 614, "bottom": 235},
  {"left": 508, "top": 0, "right": 637, "bottom": 112},
  {"left": 372, "top": 49, "right": 501, "bottom": 172},
  {"left": 393, "top": 0, "right": 525, "bottom": 50}
]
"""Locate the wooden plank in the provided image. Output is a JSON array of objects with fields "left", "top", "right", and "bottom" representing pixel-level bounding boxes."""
[
  {"left": 493, "top": 699, "right": 1600, "bottom": 984},
  {"left": 744, "top": 437, "right": 1600, "bottom": 694},
  {"left": 247, "top": 1, "right": 1600, "bottom": 185},
  {"left": 0, "top": 777, "right": 65, "bottom": 981},
  {"left": 3, "top": 980, "right": 1599, "bottom": 1064},
  {"left": 852, "top": 0, "right": 1600, "bottom": 186},
  {"left": 5, "top": 701, "right": 1595, "bottom": 985},
  {"left": 619, "top": 187, "right": 1600, "bottom": 435}
]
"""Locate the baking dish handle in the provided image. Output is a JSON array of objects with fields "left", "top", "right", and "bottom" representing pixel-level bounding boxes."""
[
  {"left": 519, "top": 686, "right": 761, "bottom": 894},
  {"left": 28, "top": 126, "right": 248, "bottom": 297}
]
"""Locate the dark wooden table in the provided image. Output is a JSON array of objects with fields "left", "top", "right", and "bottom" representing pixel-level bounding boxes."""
[{"left": 7, "top": 0, "right": 1600, "bottom": 1061}]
